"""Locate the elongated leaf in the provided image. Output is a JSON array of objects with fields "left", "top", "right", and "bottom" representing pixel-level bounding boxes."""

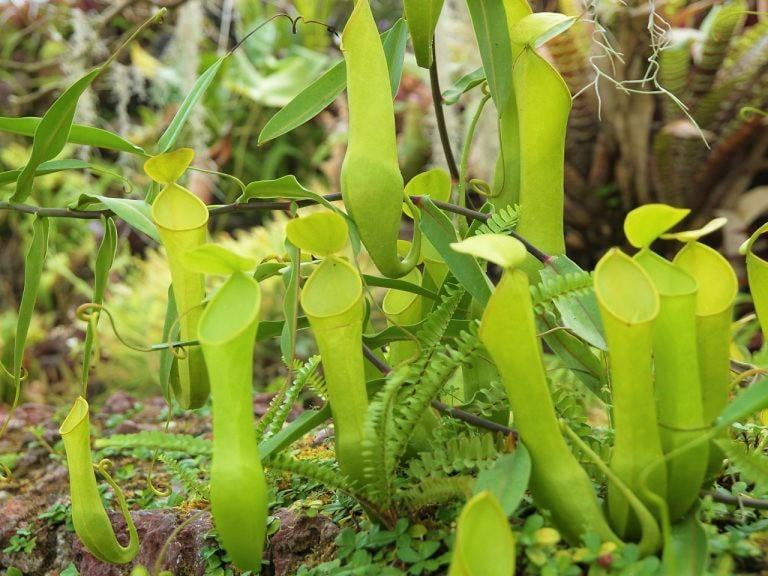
[
  {"left": 158, "top": 285, "right": 178, "bottom": 402},
  {"left": 662, "top": 511, "right": 708, "bottom": 576},
  {"left": 465, "top": 0, "right": 512, "bottom": 108},
  {"left": 258, "top": 20, "right": 407, "bottom": 144},
  {"left": 443, "top": 66, "right": 486, "bottom": 105},
  {"left": 0, "top": 159, "right": 90, "bottom": 187},
  {"left": 12, "top": 69, "right": 100, "bottom": 202},
  {"left": 362, "top": 274, "right": 437, "bottom": 300},
  {"left": 0, "top": 116, "right": 145, "bottom": 155},
  {"left": 715, "top": 376, "right": 768, "bottom": 429},
  {"left": 238, "top": 174, "right": 336, "bottom": 210},
  {"left": 157, "top": 58, "right": 227, "bottom": 152},
  {"left": 71, "top": 194, "right": 160, "bottom": 242},
  {"left": 281, "top": 239, "right": 301, "bottom": 363},
  {"left": 82, "top": 218, "right": 118, "bottom": 390},
  {"left": 473, "top": 445, "right": 531, "bottom": 516},
  {"left": 419, "top": 198, "right": 492, "bottom": 305},
  {"left": 404, "top": 0, "right": 445, "bottom": 68},
  {"left": 542, "top": 255, "right": 605, "bottom": 350}
]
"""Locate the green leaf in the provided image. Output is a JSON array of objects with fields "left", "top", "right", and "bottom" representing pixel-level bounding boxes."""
[
  {"left": 71, "top": 194, "right": 160, "bottom": 242},
  {"left": 715, "top": 376, "right": 768, "bottom": 430},
  {"left": 285, "top": 211, "right": 348, "bottom": 257},
  {"left": 508, "top": 12, "right": 577, "bottom": 48},
  {"left": 181, "top": 244, "right": 257, "bottom": 275},
  {"left": 0, "top": 159, "right": 90, "bottom": 187},
  {"left": 238, "top": 174, "right": 336, "bottom": 211},
  {"left": 442, "top": 67, "right": 486, "bottom": 105},
  {"left": 543, "top": 255, "right": 605, "bottom": 350},
  {"left": 448, "top": 491, "right": 516, "bottom": 576},
  {"left": 11, "top": 217, "right": 49, "bottom": 405},
  {"left": 281, "top": 239, "right": 301, "bottom": 363},
  {"left": 473, "top": 445, "right": 531, "bottom": 516},
  {"left": 0, "top": 116, "right": 146, "bottom": 155},
  {"left": 12, "top": 69, "right": 100, "bottom": 202},
  {"left": 257, "top": 20, "right": 407, "bottom": 144},
  {"left": 158, "top": 285, "right": 178, "bottom": 402},
  {"left": 419, "top": 198, "right": 492, "bottom": 305},
  {"left": 624, "top": 204, "right": 690, "bottom": 249},
  {"left": 465, "top": 0, "right": 513, "bottom": 109},
  {"left": 362, "top": 274, "right": 437, "bottom": 300},
  {"left": 662, "top": 511, "right": 708, "bottom": 576},
  {"left": 81, "top": 217, "right": 118, "bottom": 391},
  {"left": 404, "top": 0, "right": 445, "bottom": 68},
  {"left": 451, "top": 234, "right": 527, "bottom": 270},
  {"left": 157, "top": 58, "right": 227, "bottom": 152}
]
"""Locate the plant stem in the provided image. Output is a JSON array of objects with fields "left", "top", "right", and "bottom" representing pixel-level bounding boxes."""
[
  {"left": 703, "top": 491, "right": 768, "bottom": 510},
  {"left": 0, "top": 195, "right": 550, "bottom": 262},
  {"left": 429, "top": 41, "right": 460, "bottom": 183},
  {"left": 361, "top": 344, "right": 517, "bottom": 438}
]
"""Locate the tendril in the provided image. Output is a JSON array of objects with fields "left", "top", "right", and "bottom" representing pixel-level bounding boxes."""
[
  {"left": 147, "top": 407, "right": 174, "bottom": 498},
  {"left": 0, "top": 463, "right": 13, "bottom": 483}
]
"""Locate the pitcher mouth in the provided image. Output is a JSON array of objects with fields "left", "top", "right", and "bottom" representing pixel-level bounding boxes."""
[
  {"left": 59, "top": 396, "right": 89, "bottom": 436},
  {"left": 595, "top": 249, "right": 659, "bottom": 325},
  {"left": 198, "top": 273, "right": 261, "bottom": 346},
  {"left": 152, "top": 183, "right": 209, "bottom": 232},
  {"left": 301, "top": 257, "right": 362, "bottom": 319}
]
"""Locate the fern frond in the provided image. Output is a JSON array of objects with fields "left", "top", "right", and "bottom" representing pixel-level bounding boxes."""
[
  {"left": 95, "top": 431, "right": 212, "bottom": 455},
  {"left": 719, "top": 439, "right": 768, "bottom": 492},
  {"left": 473, "top": 205, "right": 519, "bottom": 236},
  {"left": 689, "top": 1, "right": 746, "bottom": 99},
  {"left": 260, "top": 355, "right": 322, "bottom": 439},
  {"left": 385, "top": 324, "right": 483, "bottom": 487},
  {"left": 397, "top": 476, "right": 474, "bottom": 511},
  {"left": 362, "top": 286, "right": 466, "bottom": 504},
  {"left": 265, "top": 453, "right": 377, "bottom": 508},
  {"left": 159, "top": 454, "right": 210, "bottom": 501},
  {"left": 529, "top": 271, "right": 594, "bottom": 316},
  {"left": 406, "top": 433, "right": 499, "bottom": 479}
]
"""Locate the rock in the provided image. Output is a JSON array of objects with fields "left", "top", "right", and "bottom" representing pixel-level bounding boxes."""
[
  {"left": 268, "top": 508, "right": 339, "bottom": 576},
  {"left": 73, "top": 509, "right": 213, "bottom": 576},
  {"left": 101, "top": 390, "right": 137, "bottom": 415}
]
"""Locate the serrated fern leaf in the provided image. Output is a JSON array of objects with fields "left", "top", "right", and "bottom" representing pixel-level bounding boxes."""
[
  {"left": 397, "top": 476, "right": 474, "bottom": 511},
  {"left": 719, "top": 439, "right": 768, "bottom": 492},
  {"left": 406, "top": 433, "right": 499, "bottom": 478},
  {"left": 257, "top": 355, "right": 322, "bottom": 440},
  {"left": 473, "top": 205, "right": 519, "bottom": 236},
  {"left": 529, "top": 271, "right": 594, "bottom": 316},
  {"left": 361, "top": 285, "right": 466, "bottom": 503},
  {"left": 160, "top": 454, "right": 210, "bottom": 501}
]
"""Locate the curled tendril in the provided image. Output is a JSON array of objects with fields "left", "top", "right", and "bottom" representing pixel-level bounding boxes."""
[
  {"left": 0, "top": 463, "right": 13, "bottom": 483},
  {"left": 470, "top": 179, "right": 494, "bottom": 197},
  {"left": 77, "top": 303, "right": 155, "bottom": 353},
  {"left": 76, "top": 303, "right": 198, "bottom": 358},
  {"left": 740, "top": 107, "right": 768, "bottom": 121},
  {"left": 166, "top": 301, "right": 208, "bottom": 360},
  {"left": 146, "top": 409, "right": 174, "bottom": 498},
  {"left": 0, "top": 361, "right": 27, "bottom": 382}
]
